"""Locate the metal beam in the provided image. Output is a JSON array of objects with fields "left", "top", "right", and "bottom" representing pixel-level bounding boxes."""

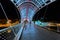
[{"left": 0, "top": 3, "right": 8, "bottom": 21}]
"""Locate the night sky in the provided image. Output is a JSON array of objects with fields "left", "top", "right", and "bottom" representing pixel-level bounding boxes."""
[
  {"left": 33, "top": 0, "right": 60, "bottom": 23},
  {"left": 0, "top": 0, "right": 20, "bottom": 20},
  {"left": 0, "top": 6, "right": 5, "bottom": 19}
]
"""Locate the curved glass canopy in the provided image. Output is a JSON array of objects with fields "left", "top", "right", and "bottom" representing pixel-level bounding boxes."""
[
  {"left": 11, "top": 0, "right": 56, "bottom": 8},
  {"left": 19, "top": 3, "right": 36, "bottom": 22},
  {"left": 11, "top": 0, "right": 56, "bottom": 22}
]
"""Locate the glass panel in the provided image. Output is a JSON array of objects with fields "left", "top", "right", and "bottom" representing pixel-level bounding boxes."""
[
  {"left": 28, "top": 8, "right": 35, "bottom": 21},
  {"left": 21, "top": 7, "right": 26, "bottom": 19},
  {"left": 32, "top": 0, "right": 40, "bottom": 7}
]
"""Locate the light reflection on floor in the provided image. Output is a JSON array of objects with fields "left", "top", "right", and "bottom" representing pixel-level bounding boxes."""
[
  {"left": 20, "top": 22, "right": 60, "bottom": 40},
  {"left": 23, "top": 22, "right": 36, "bottom": 33}
]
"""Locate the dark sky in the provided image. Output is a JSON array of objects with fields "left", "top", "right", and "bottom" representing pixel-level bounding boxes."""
[
  {"left": 0, "top": 0, "right": 20, "bottom": 20},
  {"left": 0, "top": 6, "right": 6, "bottom": 19},
  {"left": 33, "top": 0, "right": 60, "bottom": 23}
]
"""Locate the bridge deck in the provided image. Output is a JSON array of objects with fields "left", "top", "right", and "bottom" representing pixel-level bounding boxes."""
[{"left": 20, "top": 23, "right": 60, "bottom": 40}]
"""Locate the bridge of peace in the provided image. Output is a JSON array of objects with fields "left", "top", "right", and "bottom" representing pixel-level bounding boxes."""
[{"left": 0, "top": 0, "right": 60, "bottom": 40}]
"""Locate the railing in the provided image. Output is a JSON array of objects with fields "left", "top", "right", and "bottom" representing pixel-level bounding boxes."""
[{"left": 0, "top": 23, "right": 24, "bottom": 40}]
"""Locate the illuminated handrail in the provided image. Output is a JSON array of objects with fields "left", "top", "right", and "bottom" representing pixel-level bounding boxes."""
[
  {"left": 0, "top": 23, "right": 21, "bottom": 32},
  {"left": 14, "top": 23, "right": 24, "bottom": 40},
  {"left": 0, "top": 23, "right": 24, "bottom": 40}
]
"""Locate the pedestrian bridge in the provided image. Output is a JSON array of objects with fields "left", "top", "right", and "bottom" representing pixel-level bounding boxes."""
[{"left": 0, "top": 0, "right": 60, "bottom": 40}]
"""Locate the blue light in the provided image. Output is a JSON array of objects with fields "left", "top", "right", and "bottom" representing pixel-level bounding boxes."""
[
  {"left": 20, "top": 6, "right": 35, "bottom": 21},
  {"left": 35, "top": 20, "right": 41, "bottom": 26},
  {"left": 21, "top": 8, "right": 26, "bottom": 19},
  {"left": 35, "top": 20, "right": 48, "bottom": 27},
  {"left": 28, "top": 8, "right": 35, "bottom": 21}
]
